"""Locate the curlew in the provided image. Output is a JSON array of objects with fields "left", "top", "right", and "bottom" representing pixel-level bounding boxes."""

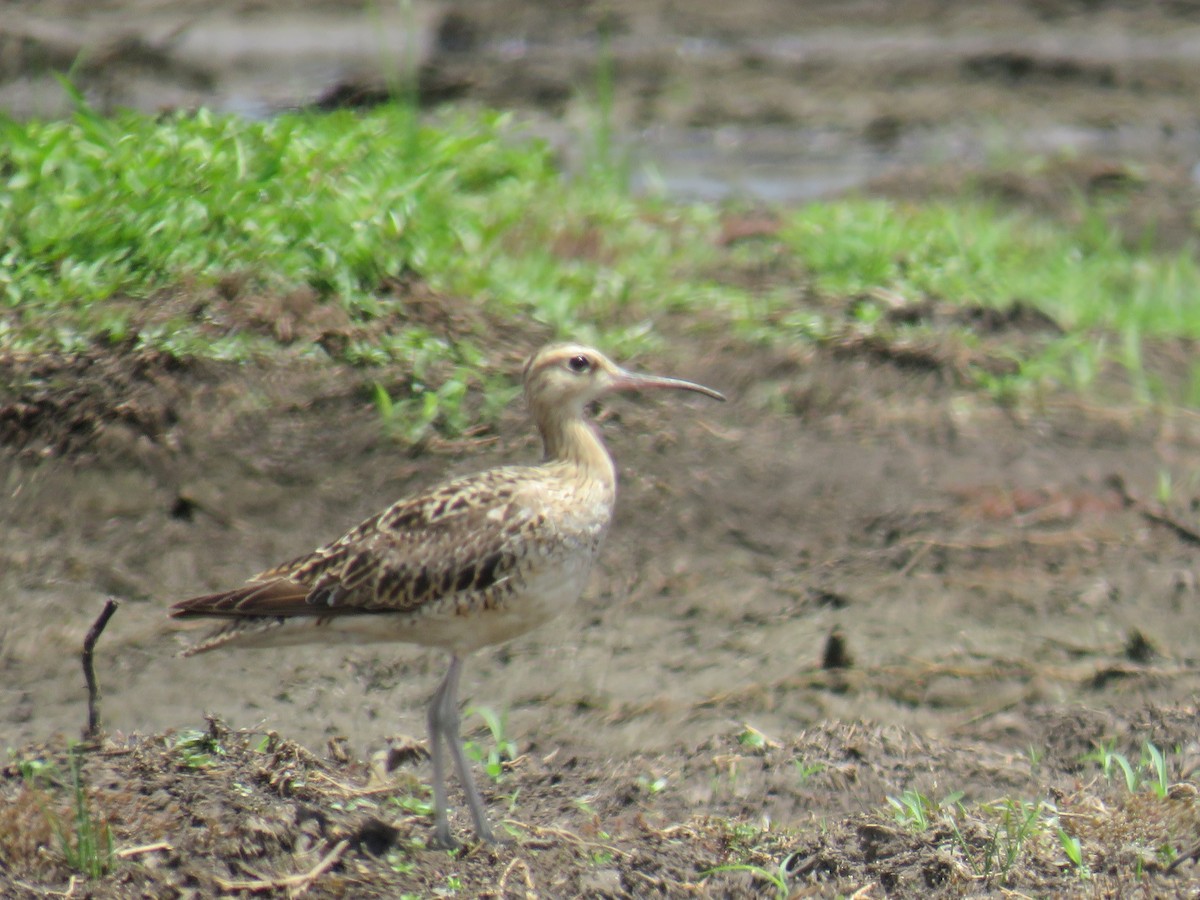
[{"left": 170, "top": 342, "right": 725, "bottom": 848}]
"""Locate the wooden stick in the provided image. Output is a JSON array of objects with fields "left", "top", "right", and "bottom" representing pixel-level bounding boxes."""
[{"left": 82, "top": 599, "right": 119, "bottom": 739}]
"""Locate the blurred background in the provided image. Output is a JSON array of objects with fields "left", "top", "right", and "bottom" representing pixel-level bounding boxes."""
[{"left": 6, "top": 0, "right": 1200, "bottom": 203}]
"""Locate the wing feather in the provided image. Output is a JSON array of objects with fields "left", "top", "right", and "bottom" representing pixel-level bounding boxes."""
[{"left": 170, "top": 467, "right": 543, "bottom": 627}]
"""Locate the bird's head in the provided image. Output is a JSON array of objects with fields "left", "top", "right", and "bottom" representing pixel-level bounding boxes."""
[{"left": 522, "top": 343, "right": 725, "bottom": 418}]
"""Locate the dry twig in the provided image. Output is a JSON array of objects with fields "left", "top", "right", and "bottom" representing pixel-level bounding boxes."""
[
  {"left": 82, "top": 599, "right": 119, "bottom": 738},
  {"left": 495, "top": 856, "right": 537, "bottom": 899},
  {"left": 116, "top": 841, "right": 173, "bottom": 859},
  {"left": 214, "top": 839, "right": 349, "bottom": 897},
  {"left": 504, "top": 821, "right": 627, "bottom": 859}
]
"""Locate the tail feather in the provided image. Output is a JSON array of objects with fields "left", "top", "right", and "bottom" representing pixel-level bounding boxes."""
[
  {"left": 171, "top": 578, "right": 314, "bottom": 656},
  {"left": 176, "top": 616, "right": 291, "bottom": 656},
  {"left": 170, "top": 579, "right": 311, "bottom": 619}
]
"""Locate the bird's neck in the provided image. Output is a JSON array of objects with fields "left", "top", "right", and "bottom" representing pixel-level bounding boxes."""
[{"left": 537, "top": 412, "right": 617, "bottom": 487}]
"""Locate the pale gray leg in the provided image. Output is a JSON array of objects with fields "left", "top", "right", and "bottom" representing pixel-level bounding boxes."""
[{"left": 427, "top": 654, "right": 496, "bottom": 848}]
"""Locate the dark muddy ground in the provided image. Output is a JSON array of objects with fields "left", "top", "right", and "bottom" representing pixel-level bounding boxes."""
[{"left": 7, "top": 0, "right": 1200, "bottom": 897}]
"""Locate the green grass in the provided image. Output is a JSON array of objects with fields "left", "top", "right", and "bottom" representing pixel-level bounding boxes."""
[
  {"left": 1056, "top": 826, "right": 1090, "bottom": 877},
  {"left": 4, "top": 96, "right": 1200, "bottom": 430},
  {"left": 881, "top": 788, "right": 1087, "bottom": 886},
  {"left": 1082, "top": 739, "right": 1173, "bottom": 798},
  {"left": 782, "top": 199, "right": 1200, "bottom": 338},
  {"left": 875, "top": 738, "right": 1195, "bottom": 889},
  {"left": 773, "top": 198, "right": 1200, "bottom": 401},
  {"left": 20, "top": 749, "right": 115, "bottom": 879},
  {"left": 887, "top": 788, "right": 964, "bottom": 832},
  {"left": 965, "top": 798, "right": 1047, "bottom": 882},
  {"left": 0, "top": 101, "right": 717, "bottom": 364},
  {"left": 700, "top": 859, "right": 792, "bottom": 899}
]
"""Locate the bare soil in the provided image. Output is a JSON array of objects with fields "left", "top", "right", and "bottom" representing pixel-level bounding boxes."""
[
  {"left": 7, "top": 299, "right": 1200, "bottom": 896},
  {"left": 7, "top": 0, "right": 1200, "bottom": 897}
]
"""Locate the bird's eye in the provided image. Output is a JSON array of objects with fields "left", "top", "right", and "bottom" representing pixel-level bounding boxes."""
[{"left": 567, "top": 354, "right": 591, "bottom": 373}]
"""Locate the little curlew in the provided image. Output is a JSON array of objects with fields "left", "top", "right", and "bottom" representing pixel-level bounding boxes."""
[{"left": 170, "top": 342, "right": 725, "bottom": 848}]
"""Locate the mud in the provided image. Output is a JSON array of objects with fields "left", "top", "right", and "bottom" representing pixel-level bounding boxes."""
[{"left": 7, "top": 315, "right": 1200, "bottom": 895}]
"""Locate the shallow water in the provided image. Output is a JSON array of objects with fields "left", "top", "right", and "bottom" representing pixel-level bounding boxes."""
[{"left": 630, "top": 120, "right": 1200, "bottom": 202}]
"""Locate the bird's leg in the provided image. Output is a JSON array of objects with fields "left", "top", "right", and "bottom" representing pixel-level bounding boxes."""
[
  {"left": 441, "top": 664, "right": 499, "bottom": 844},
  {"left": 427, "top": 656, "right": 461, "bottom": 849},
  {"left": 427, "top": 654, "right": 497, "bottom": 848}
]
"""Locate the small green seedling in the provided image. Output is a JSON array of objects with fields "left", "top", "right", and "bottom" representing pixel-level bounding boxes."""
[
  {"left": 1057, "top": 827, "right": 1090, "bottom": 879},
  {"left": 887, "top": 790, "right": 935, "bottom": 831},
  {"left": 1156, "top": 469, "right": 1175, "bottom": 505},
  {"left": 463, "top": 706, "right": 517, "bottom": 783},
  {"left": 735, "top": 724, "right": 774, "bottom": 750},
  {"left": 636, "top": 773, "right": 669, "bottom": 795},
  {"left": 701, "top": 860, "right": 790, "bottom": 900},
  {"left": 793, "top": 759, "right": 826, "bottom": 783},
  {"left": 950, "top": 797, "right": 1047, "bottom": 882},
  {"left": 1082, "top": 739, "right": 1173, "bottom": 796},
  {"left": 169, "top": 728, "right": 224, "bottom": 768},
  {"left": 1143, "top": 742, "right": 1170, "bottom": 798}
]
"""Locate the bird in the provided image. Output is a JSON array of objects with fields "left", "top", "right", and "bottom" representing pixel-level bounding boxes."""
[{"left": 169, "top": 342, "right": 725, "bottom": 849}]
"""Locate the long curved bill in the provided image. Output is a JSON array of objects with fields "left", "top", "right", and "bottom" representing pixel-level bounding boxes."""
[{"left": 611, "top": 369, "right": 726, "bottom": 402}]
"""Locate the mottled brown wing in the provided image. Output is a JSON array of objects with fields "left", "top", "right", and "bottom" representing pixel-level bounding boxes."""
[{"left": 173, "top": 467, "right": 542, "bottom": 623}]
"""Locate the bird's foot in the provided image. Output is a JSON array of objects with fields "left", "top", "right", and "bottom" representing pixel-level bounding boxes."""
[
  {"left": 477, "top": 827, "right": 516, "bottom": 847},
  {"left": 429, "top": 825, "right": 513, "bottom": 852},
  {"left": 428, "top": 828, "right": 464, "bottom": 852}
]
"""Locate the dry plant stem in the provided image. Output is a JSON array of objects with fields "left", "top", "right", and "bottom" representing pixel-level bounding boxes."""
[
  {"left": 496, "top": 857, "right": 537, "bottom": 900},
  {"left": 82, "top": 599, "right": 118, "bottom": 739},
  {"left": 505, "top": 821, "right": 627, "bottom": 858},
  {"left": 116, "top": 841, "right": 173, "bottom": 859},
  {"left": 11, "top": 874, "right": 79, "bottom": 897},
  {"left": 213, "top": 839, "right": 349, "bottom": 895}
]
